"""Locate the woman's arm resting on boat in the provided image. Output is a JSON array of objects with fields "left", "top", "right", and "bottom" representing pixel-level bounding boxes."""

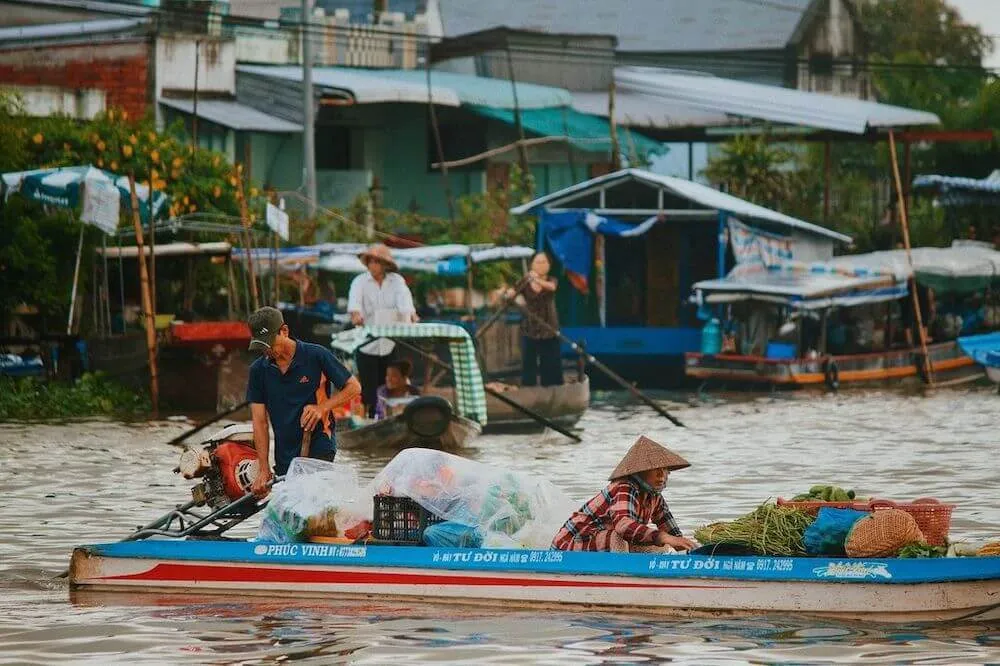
[
  {"left": 652, "top": 496, "right": 697, "bottom": 551},
  {"left": 250, "top": 403, "right": 272, "bottom": 497}
]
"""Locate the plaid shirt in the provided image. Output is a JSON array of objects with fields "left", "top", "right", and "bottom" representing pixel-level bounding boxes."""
[{"left": 552, "top": 478, "right": 682, "bottom": 551}]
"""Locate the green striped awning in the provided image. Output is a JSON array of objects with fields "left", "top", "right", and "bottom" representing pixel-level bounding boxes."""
[{"left": 331, "top": 323, "right": 487, "bottom": 425}]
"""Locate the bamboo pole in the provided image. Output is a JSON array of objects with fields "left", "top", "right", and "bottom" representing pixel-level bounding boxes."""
[
  {"left": 505, "top": 39, "right": 531, "bottom": 190},
  {"left": 608, "top": 80, "right": 621, "bottom": 171},
  {"left": 425, "top": 51, "right": 455, "bottom": 224},
  {"left": 888, "top": 130, "right": 934, "bottom": 386},
  {"left": 235, "top": 166, "right": 260, "bottom": 311},
  {"left": 149, "top": 184, "right": 157, "bottom": 318},
  {"left": 128, "top": 173, "right": 160, "bottom": 416}
]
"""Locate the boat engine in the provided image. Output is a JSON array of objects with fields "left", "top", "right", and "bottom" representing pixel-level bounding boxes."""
[{"left": 175, "top": 424, "right": 261, "bottom": 510}]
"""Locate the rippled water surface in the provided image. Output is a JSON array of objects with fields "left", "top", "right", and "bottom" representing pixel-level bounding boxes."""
[{"left": 2, "top": 388, "right": 1000, "bottom": 664}]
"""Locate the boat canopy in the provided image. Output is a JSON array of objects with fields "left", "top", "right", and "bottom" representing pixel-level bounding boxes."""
[
  {"left": 693, "top": 241, "right": 1000, "bottom": 309},
  {"left": 331, "top": 323, "right": 487, "bottom": 425},
  {"left": 235, "top": 243, "right": 533, "bottom": 277},
  {"left": 96, "top": 241, "right": 232, "bottom": 258},
  {"left": 957, "top": 331, "right": 1000, "bottom": 366}
]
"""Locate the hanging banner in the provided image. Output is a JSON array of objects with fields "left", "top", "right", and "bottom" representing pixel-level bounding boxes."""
[
  {"left": 728, "top": 217, "right": 795, "bottom": 267},
  {"left": 81, "top": 177, "right": 121, "bottom": 235},
  {"left": 266, "top": 202, "right": 290, "bottom": 241}
]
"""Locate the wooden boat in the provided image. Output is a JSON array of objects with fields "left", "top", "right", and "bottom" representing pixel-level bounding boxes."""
[
  {"left": 331, "top": 323, "right": 489, "bottom": 450},
  {"left": 685, "top": 341, "right": 980, "bottom": 390},
  {"left": 425, "top": 376, "right": 590, "bottom": 433},
  {"left": 337, "top": 396, "right": 482, "bottom": 450},
  {"left": 68, "top": 540, "right": 1000, "bottom": 623}
]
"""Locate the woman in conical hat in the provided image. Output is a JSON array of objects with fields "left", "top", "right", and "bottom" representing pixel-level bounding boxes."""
[{"left": 552, "top": 436, "right": 697, "bottom": 553}]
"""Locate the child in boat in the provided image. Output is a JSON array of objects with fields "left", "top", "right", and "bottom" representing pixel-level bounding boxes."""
[
  {"left": 552, "top": 435, "right": 697, "bottom": 553},
  {"left": 374, "top": 359, "right": 420, "bottom": 420}
]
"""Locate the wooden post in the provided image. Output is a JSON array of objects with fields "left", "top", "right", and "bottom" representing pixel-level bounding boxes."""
[
  {"left": 273, "top": 231, "right": 280, "bottom": 304},
  {"left": 561, "top": 105, "right": 577, "bottom": 183},
  {"left": 504, "top": 39, "right": 531, "bottom": 184},
  {"left": 226, "top": 255, "right": 240, "bottom": 318},
  {"left": 823, "top": 140, "right": 831, "bottom": 223},
  {"left": 608, "top": 80, "right": 621, "bottom": 171},
  {"left": 888, "top": 130, "right": 934, "bottom": 385},
  {"left": 425, "top": 52, "right": 455, "bottom": 224},
  {"left": 128, "top": 173, "right": 160, "bottom": 416},
  {"left": 235, "top": 166, "right": 260, "bottom": 311},
  {"left": 66, "top": 222, "right": 85, "bottom": 335},
  {"left": 903, "top": 139, "right": 912, "bottom": 216},
  {"left": 148, "top": 183, "right": 157, "bottom": 318}
]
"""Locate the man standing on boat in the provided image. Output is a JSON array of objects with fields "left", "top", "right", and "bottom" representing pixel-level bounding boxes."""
[
  {"left": 245, "top": 306, "right": 361, "bottom": 496},
  {"left": 347, "top": 243, "right": 418, "bottom": 417}
]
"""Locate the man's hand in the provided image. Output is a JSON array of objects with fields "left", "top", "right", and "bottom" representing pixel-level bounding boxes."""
[
  {"left": 409, "top": 311, "right": 420, "bottom": 323},
  {"left": 350, "top": 311, "right": 364, "bottom": 326},
  {"left": 300, "top": 404, "right": 325, "bottom": 432},
  {"left": 251, "top": 463, "right": 273, "bottom": 498},
  {"left": 655, "top": 532, "right": 698, "bottom": 552}
]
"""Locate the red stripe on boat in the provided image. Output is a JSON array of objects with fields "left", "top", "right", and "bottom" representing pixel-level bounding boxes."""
[{"left": 101, "top": 563, "right": 745, "bottom": 590}]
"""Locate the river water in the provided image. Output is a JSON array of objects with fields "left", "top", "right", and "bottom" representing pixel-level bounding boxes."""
[{"left": 2, "top": 388, "right": 999, "bottom": 664}]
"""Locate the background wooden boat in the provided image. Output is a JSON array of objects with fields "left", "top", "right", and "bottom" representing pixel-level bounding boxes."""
[
  {"left": 685, "top": 341, "right": 981, "bottom": 390},
  {"left": 425, "top": 376, "right": 590, "bottom": 432},
  {"left": 337, "top": 395, "right": 482, "bottom": 450}
]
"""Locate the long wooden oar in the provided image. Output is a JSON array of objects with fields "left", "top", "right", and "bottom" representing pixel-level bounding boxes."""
[
  {"left": 392, "top": 338, "right": 582, "bottom": 442},
  {"left": 164, "top": 400, "right": 250, "bottom": 448},
  {"left": 513, "top": 303, "right": 686, "bottom": 428}
]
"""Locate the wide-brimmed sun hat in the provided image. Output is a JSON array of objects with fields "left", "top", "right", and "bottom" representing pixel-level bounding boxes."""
[
  {"left": 359, "top": 243, "right": 399, "bottom": 272},
  {"left": 609, "top": 435, "right": 691, "bottom": 480}
]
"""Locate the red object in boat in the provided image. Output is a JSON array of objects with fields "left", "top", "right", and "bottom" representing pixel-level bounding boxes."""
[
  {"left": 169, "top": 322, "right": 251, "bottom": 351},
  {"left": 213, "top": 441, "right": 260, "bottom": 500}
]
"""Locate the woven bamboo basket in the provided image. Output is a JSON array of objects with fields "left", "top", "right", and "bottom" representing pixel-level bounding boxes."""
[{"left": 777, "top": 497, "right": 954, "bottom": 546}]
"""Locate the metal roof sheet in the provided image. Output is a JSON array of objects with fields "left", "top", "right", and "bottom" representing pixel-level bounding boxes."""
[
  {"left": 235, "top": 66, "right": 571, "bottom": 109},
  {"left": 571, "top": 90, "right": 730, "bottom": 129},
  {"left": 158, "top": 98, "right": 302, "bottom": 133},
  {"left": 617, "top": 67, "right": 941, "bottom": 135},
  {"left": 913, "top": 170, "right": 1000, "bottom": 194},
  {"left": 0, "top": 18, "right": 146, "bottom": 44},
  {"left": 511, "top": 167, "right": 851, "bottom": 243},
  {"left": 433, "top": 0, "right": 814, "bottom": 53}
]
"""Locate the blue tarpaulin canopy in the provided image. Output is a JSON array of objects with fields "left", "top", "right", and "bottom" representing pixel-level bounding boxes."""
[
  {"left": 539, "top": 209, "right": 660, "bottom": 291},
  {"left": 1, "top": 165, "right": 169, "bottom": 232},
  {"left": 913, "top": 170, "right": 1000, "bottom": 206}
]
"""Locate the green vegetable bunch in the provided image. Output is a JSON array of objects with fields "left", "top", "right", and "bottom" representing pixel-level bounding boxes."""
[{"left": 792, "top": 485, "right": 857, "bottom": 502}]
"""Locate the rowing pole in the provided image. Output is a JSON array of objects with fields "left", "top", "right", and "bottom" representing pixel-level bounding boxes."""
[
  {"left": 164, "top": 400, "right": 250, "bottom": 448},
  {"left": 391, "top": 338, "right": 582, "bottom": 442},
  {"left": 480, "top": 290, "right": 685, "bottom": 428}
]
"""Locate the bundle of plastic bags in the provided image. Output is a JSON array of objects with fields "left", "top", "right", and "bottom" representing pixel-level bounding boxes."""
[
  {"left": 257, "top": 458, "right": 372, "bottom": 543},
  {"left": 372, "top": 448, "right": 576, "bottom": 549}
]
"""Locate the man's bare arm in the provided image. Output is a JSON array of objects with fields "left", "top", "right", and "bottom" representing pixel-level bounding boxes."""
[{"left": 250, "top": 403, "right": 273, "bottom": 496}]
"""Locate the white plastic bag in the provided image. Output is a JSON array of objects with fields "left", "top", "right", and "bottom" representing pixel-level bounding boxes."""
[
  {"left": 257, "top": 457, "right": 371, "bottom": 543},
  {"left": 372, "top": 448, "right": 576, "bottom": 549}
]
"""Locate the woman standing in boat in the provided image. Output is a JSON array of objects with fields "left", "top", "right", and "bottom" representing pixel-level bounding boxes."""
[
  {"left": 507, "top": 251, "right": 564, "bottom": 387},
  {"left": 552, "top": 436, "right": 697, "bottom": 553}
]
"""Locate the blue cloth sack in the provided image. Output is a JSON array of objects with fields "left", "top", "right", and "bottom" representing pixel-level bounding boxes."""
[
  {"left": 803, "top": 508, "right": 869, "bottom": 556},
  {"left": 422, "top": 521, "right": 484, "bottom": 548}
]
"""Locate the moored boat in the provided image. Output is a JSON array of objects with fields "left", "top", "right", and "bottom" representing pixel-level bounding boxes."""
[
  {"left": 337, "top": 395, "right": 482, "bottom": 450},
  {"left": 425, "top": 376, "right": 590, "bottom": 433},
  {"left": 68, "top": 540, "right": 1000, "bottom": 623},
  {"left": 959, "top": 331, "right": 1000, "bottom": 387}
]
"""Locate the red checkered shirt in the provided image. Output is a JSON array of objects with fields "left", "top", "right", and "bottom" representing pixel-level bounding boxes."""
[{"left": 552, "top": 478, "right": 682, "bottom": 551}]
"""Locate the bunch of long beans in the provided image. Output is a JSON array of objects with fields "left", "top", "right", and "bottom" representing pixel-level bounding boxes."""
[{"left": 694, "top": 503, "right": 814, "bottom": 556}]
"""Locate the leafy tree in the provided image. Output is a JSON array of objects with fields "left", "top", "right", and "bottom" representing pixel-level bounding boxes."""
[{"left": 702, "top": 135, "right": 805, "bottom": 211}]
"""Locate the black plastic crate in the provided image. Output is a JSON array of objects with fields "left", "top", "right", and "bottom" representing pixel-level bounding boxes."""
[{"left": 372, "top": 495, "right": 444, "bottom": 543}]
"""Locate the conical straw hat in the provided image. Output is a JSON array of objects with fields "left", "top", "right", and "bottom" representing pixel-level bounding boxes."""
[{"left": 609, "top": 435, "right": 690, "bottom": 480}]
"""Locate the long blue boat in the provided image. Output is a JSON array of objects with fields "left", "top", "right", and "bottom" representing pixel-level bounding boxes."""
[{"left": 69, "top": 540, "right": 1000, "bottom": 624}]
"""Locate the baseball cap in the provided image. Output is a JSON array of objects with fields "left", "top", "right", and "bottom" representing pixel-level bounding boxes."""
[{"left": 248, "top": 306, "right": 284, "bottom": 351}]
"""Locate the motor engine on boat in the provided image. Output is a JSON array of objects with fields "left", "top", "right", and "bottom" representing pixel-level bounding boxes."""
[{"left": 174, "top": 424, "right": 260, "bottom": 510}]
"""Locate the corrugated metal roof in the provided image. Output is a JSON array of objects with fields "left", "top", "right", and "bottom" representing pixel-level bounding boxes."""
[
  {"left": 237, "top": 65, "right": 461, "bottom": 107},
  {"left": 158, "top": 98, "right": 302, "bottom": 132},
  {"left": 617, "top": 67, "right": 941, "bottom": 135},
  {"left": 511, "top": 167, "right": 851, "bottom": 243},
  {"left": 433, "top": 0, "right": 814, "bottom": 53},
  {"left": 913, "top": 170, "right": 1000, "bottom": 194},
  {"left": 571, "top": 90, "right": 730, "bottom": 129},
  {"left": 0, "top": 18, "right": 146, "bottom": 44},
  {"left": 235, "top": 66, "right": 571, "bottom": 110}
]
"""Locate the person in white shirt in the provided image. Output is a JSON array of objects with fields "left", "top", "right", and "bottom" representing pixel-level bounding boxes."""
[{"left": 347, "top": 243, "right": 418, "bottom": 417}]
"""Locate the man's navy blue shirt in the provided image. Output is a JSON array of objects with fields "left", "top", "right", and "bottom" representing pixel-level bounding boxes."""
[{"left": 246, "top": 339, "right": 352, "bottom": 475}]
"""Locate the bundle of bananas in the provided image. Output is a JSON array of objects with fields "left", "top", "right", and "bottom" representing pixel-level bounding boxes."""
[{"left": 791, "top": 485, "right": 856, "bottom": 502}]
